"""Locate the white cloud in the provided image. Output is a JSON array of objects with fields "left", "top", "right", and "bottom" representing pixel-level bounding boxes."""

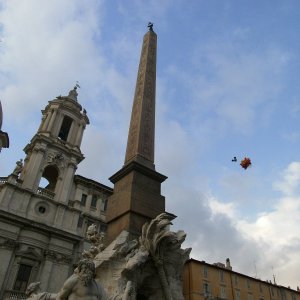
[
  {"left": 273, "top": 162, "right": 300, "bottom": 195},
  {"left": 0, "top": 0, "right": 104, "bottom": 121},
  {"left": 0, "top": 0, "right": 135, "bottom": 177},
  {"left": 193, "top": 161, "right": 300, "bottom": 288},
  {"left": 208, "top": 196, "right": 236, "bottom": 219},
  {"left": 161, "top": 159, "right": 300, "bottom": 288}
]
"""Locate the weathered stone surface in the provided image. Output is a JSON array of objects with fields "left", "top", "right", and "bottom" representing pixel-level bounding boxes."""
[
  {"left": 106, "top": 165, "right": 167, "bottom": 244},
  {"left": 95, "top": 213, "right": 191, "bottom": 300},
  {"left": 0, "top": 86, "right": 110, "bottom": 297}
]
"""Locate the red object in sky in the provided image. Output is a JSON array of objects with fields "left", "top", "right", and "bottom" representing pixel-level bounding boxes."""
[{"left": 240, "top": 157, "right": 251, "bottom": 169}]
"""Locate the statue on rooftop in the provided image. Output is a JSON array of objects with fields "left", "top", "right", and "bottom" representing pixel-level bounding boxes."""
[
  {"left": 25, "top": 282, "right": 56, "bottom": 300},
  {"left": 12, "top": 159, "right": 23, "bottom": 177},
  {"left": 68, "top": 86, "right": 78, "bottom": 101}
]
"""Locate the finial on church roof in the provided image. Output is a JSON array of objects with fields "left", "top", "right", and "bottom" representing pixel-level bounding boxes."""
[
  {"left": 67, "top": 82, "right": 80, "bottom": 101},
  {"left": 148, "top": 22, "right": 154, "bottom": 31}
]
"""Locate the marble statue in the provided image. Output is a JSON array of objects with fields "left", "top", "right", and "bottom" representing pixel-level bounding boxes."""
[
  {"left": 82, "top": 224, "right": 105, "bottom": 259},
  {"left": 12, "top": 159, "right": 23, "bottom": 176},
  {"left": 26, "top": 214, "right": 190, "bottom": 300},
  {"left": 67, "top": 85, "right": 79, "bottom": 101},
  {"left": 94, "top": 213, "right": 191, "bottom": 300},
  {"left": 25, "top": 282, "right": 56, "bottom": 300},
  {"left": 56, "top": 259, "right": 107, "bottom": 300}
]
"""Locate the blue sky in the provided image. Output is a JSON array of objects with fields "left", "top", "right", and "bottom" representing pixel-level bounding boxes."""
[{"left": 1, "top": 0, "right": 300, "bottom": 288}]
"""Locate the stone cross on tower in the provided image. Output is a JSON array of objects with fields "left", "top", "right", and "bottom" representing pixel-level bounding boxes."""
[{"left": 106, "top": 26, "right": 167, "bottom": 244}]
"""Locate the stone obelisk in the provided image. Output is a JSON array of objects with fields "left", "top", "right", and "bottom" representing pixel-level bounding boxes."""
[{"left": 106, "top": 25, "right": 167, "bottom": 244}]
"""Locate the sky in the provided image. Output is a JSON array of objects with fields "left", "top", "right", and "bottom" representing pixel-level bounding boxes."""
[{"left": 1, "top": 0, "right": 300, "bottom": 289}]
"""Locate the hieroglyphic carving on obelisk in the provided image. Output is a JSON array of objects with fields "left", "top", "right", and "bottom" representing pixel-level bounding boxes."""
[{"left": 124, "top": 28, "right": 157, "bottom": 169}]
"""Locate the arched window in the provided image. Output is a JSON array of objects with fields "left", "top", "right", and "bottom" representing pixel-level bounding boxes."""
[{"left": 40, "top": 165, "right": 59, "bottom": 191}]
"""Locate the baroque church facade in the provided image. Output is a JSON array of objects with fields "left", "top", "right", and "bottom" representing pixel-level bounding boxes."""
[
  {"left": 0, "top": 25, "right": 169, "bottom": 299},
  {"left": 0, "top": 86, "right": 112, "bottom": 298}
]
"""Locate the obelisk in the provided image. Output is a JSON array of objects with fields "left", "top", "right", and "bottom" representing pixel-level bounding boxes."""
[{"left": 106, "top": 24, "right": 167, "bottom": 244}]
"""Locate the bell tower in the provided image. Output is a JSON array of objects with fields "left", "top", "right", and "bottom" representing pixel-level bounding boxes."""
[{"left": 19, "top": 86, "right": 89, "bottom": 204}]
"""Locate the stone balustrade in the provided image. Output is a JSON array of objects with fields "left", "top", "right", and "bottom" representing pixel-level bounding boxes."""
[
  {"left": 0, "top": 176, "right": 8, "bottom": 184},
  {"left": 3, "top": 290, "right": 26, "bottom": 300},
  {"left": 37, "top": 187, "right": 55, "bottom": 200}
]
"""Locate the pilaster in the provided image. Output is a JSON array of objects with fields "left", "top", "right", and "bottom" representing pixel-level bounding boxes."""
[
  {"left": 39, "top": 259, "right": 54, "bottom": 291},
  {"left": 54, "top": 160, "right": 77, "bottom": 204},
  {"left": 22, "top": 145, "right": 46, "bottom": 191},
  {"left": 46, "top": 109, "right": 57, "bottom": 133}
]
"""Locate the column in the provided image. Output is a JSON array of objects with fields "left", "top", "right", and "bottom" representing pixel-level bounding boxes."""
[
  {"left": 55, "top": 161, "right": 77, "bottom": 204},
  {"left": 39, "top": 112, "right": 51, "bottom": 132},
  {"left": 52, "top": 112, "right": 63, "bottom": 137},
  {"left": 22, "top": 147, "right": 45, "bottom": 191},
  {"left": 0, "top": 246, "right": 15, "bottom": 299},
  {"left": 75, "top": 125, "right": 85, "bottom": 147},
  {"left": 67, "top": 121, "right": 77, "bottom": 145},
  {"left": 46, "top": 110, "right": 57, "bottom": 132},
  {"left": 39, "top": 259, "right": 54, "bottom": 291}
]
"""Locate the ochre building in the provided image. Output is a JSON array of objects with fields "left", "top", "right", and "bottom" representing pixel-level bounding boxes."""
[{"left": 183, "top": 258, "right": 300, "bottom": 300}]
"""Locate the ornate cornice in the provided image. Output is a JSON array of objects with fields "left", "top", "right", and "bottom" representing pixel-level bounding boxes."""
[
  {"left": 74, "top": 175, "right": 113, "bottom": 193},
  {"left": 24, "top": 134, "right": 84, "bottom": 162},
  {"left": 0, "top": 238, "right": 18, "bottom": 250},
  {"left": 0, "top": 210, "right": 82, "bottom": 242},
  {"left": 43, "top": 250, "right": 73, "bottom": 264}
]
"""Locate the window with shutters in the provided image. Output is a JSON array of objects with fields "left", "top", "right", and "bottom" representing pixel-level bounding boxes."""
[
  {"left": 100, "top": 198, "right": 108, "bottom": 212},
  {"left": 219, "top": 270, "right": 224, "bottom": 282},
  {"left": 13, "top": 264, "right": 32, "bottom": 292},
  {"left": 203, "top": 265, "right": 208, "bottom": 278},
  {"left": 220, "top": 286, "right": 226, "bottom": 299},
  {"left": 91, "top": 195, "right": 98, "bottom": 208},
  {"left": 77, "top": 216, "right": 83, "bottom": 228},
  {"left": 81, "top": 194, "right": 87, "bottom": 206}
]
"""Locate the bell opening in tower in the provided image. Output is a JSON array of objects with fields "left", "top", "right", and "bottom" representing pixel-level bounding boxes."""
[
  {"left": 40, "top": 165, "right": 59, "bottom": 191},
  {"left": 58, "top": 115, "right": 73, "bottom": 141}
]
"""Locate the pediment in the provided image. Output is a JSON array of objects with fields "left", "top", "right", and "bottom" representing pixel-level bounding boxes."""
[{"left": 15, "top": 248, "right": 43, "bottom": 261}]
